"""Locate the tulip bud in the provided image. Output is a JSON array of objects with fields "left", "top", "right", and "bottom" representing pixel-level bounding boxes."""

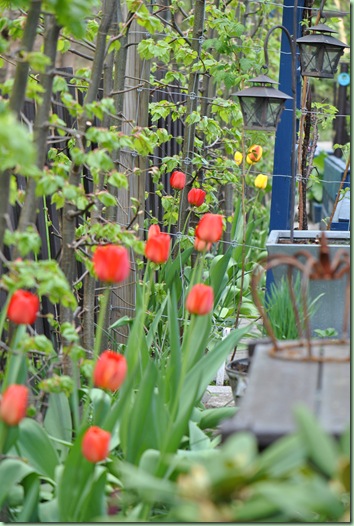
[
  {"left": 170, "top": 170, "right": 186, "bottom": 190},
  {"left": 93, "top": 350, "right": 127, "bottom": 391},
  {"left": 247, "top": 144, "right": 263, "bottom": 164},
  {"left": 234, "top": 151, "right": 243, "bottom": 166},
  {"left": 82, "top": 426, "right": 111, "bottom": 463},
  {"left": 0, "top": 385, "right": 28, "bottom": 426},
  {"left": 145, "top": 232, "right": 171, "bottom": 264},
  {"left": 186, "top": 284, "right": 214, "bottom": 316},
  {"left": 93, "top": 245, "right": 130, "bottom": 283},
  {"left": 7, "top": 290, "right": 39, "bottom": 325},
  {"left": 188, "top": 188, "right": 206, "bottom": 207},
  {"left": 195, "top": 213, "right": 224, "bottom": 243},
  {"left": 254, "top": 174, "right": 268, "bottom": 190}
]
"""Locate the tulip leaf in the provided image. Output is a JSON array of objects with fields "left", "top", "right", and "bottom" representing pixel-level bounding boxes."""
[
  {"left": 146, "top": 295, "right": 168, "bottom": 349},
  {"left": 197, "top": 407, "right": 237, "bottom": 430},
  {"left": 182, "top": 323, "right": 250, "bottom": 404},
  {"left": 164, "top": 246, "right": 194, "bottom": 291},
  {"left": 77, "top": 466, "right": 107, "bottom": 521},
  {"left": 57, "top": 428, "right": 96, "bottom": 522},
  {"left": 294, "top": 405, "right": 339, "bottom": 478},
  {"left": 90, "top": 388, "right": 111, "bottom": 427},
  {"left": 120, "top": 360, "right": 168, "bottom": 464},
  {"left": 0, "top": 459, "right": 36, "bottom": 508},
  {"left": 44, "top": 393, "right": 72, "bottom": 460},
  {"left": 17, "top": 418, "right": 59, "bottom": 480},
  {"left": 188, "top": 421, "right": 212, "bottom": 451},
  {"left": 181, "top": 313, "right": 211, "bottom": 371},
  {"left": 252, "top": 478, "right": 344, "bottom": 521},
  {"left": 165, "top": 285, "right": 182, "bottom": 400},
  {"left": 256, "top": 432, "right": 306, "bottom": 477},
  {"left": 17, "top": 472, "right": 40, "bottom": 522},
  {"left": 38, "top": 498, "right": 60, "bottom": 522},
  {"left": 109, "top": 315, "right": 134, "bottom": 329},
  {"left": 208, "top": 245, "right": 233, "bottom": 305}
]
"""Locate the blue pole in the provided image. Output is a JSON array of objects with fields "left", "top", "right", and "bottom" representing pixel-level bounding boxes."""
[
  {"left": 269, "top": 0, "right": 304, "bottom": 232},
  {"left": 266, "top": 0, "right": 304, "bottom": 296}
]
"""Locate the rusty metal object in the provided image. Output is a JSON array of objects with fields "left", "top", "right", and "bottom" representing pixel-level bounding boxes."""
[{"left": 251, "top": 232, "right": 350, "bottom": 362}]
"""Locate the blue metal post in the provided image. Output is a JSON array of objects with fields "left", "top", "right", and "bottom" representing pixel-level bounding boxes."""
[{"left": 269, "top": 0, "right": 304, "bottom": 232}]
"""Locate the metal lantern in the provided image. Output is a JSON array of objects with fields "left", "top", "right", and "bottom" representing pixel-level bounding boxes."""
[
  {"left": 296, "top": 24, "right": 349, "bottom": 78},
  {"left": 233, "top": 75, "right": 293, "bottom": 131}
]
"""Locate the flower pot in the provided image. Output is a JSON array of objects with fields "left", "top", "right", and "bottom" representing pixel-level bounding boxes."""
[
  {"left": 225, "top": 358, "right": 250, "bottom": 405},
  {"left": 266, "top": 230, "right": 350, "bottom": 336}
]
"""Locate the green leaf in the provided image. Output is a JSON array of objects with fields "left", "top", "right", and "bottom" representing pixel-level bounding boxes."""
[
  {"left": 109, "top": 315, "right": 134, "bottom": 329},
  {"left": 182, "top": 323, "right": 250, "bottom": 404},
  {"left": 0, "top": 459, "right": 36, "bottom": 508},
  {"left": 97, "top": 191, "right": 117, "bottom": 207},
  {"left": 0, "top": 110, "right": 36, "bottom": 170},
  {"left": 77, "top": 466, "right": 107, "bottom": 521},
  {"left": 294, "top": 405, "right": 339, "bottom": 477},
  {"left": 107, "top": 171, "right": 128, "bottom": 189},
  {"left": 118, "top": 459, "right": 177, "bottom": 504},
  {"left": 17, "top": 418, "right": 59, "bottom": 480},
  {"left": 165, "top": 286, "right": 182, "bottom": 399},
  {"left": 24, "top": 51, "right": 51, "bottom": 72},
  {"left": 208, "top": 246, "right": 233, "bottom": 305},
  {"left": 90, "top": 388, "right": 111, "bottom": 427},
  {"left": 17, "top": 472, "right": 40, "bottom": 522},
  {"left": 146, "top": 295, "right": 168, "bottom": 350},
  {"left": 38, "top": 498, "right": 60, "bottom": 522},
  {"left": 253, "top": 478, "right": 344, "bottom": 521},
  {"left": 197, "top": 407, "right": 237, "bottom": 430},
  {"left": 256, "top": 433, "right": 306, "bottom": 477},
  {"left": 188, "top": 421, "right": 212, "bottom": 451},
  {"left": 44, "top": 393, "right": 73, "bottom": 460},
  {"left": 57, "top": 428, "right": 96, "bottom": 522},
  {"left": 120, "top": 360, "right": 168, "bottom": 464},
  {"left": 164, "top": 246, "right": 194, "bottom": 291}
]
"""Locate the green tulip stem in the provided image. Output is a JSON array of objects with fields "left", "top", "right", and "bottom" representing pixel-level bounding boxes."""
[
  {"left": 2, "top": 324, "right": 26, "bottom": 389},
  {"left": 182, "top": 209, "right": 192, "bottom": 236},
  {"left": 0, "top": 294, "right": 11, "bottom": 342},
  {"left": 93, "top": 286, "right": 111, "bottom": 362},
  {"left": 0, "top": 421, "right": 8, "bottom": 456},
  {"left": 70, "top": 359, "right": 81, "bottom": 433}
]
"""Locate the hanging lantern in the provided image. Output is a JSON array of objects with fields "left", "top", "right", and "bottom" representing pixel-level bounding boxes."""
[
  {"left": 233, "top": 75, "right": 293, "bottom": 131},
  {"left": 296, "top": 24, "right": 349, "bottom": 78}
]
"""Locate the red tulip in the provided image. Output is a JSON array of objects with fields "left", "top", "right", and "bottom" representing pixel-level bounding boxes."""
[
  {"left": 0, "top": 384, "right": 28, "bottom": 426},
  {"left": 194, "top": 237, "right": 212, "bottom": 252},
  {"left": 82, "top": 426, "right": 111, "bottom": 463},
  {"left": 195, "top": 214, "right": 224, "bottom": 243},
  {"left": 7, "top": 290, "right": 39, "bottom": 325},
  {"left": 186, "top": 284, "right": 214, "bottom": 316},
  {"left": 188, "top": 188, "right": 206, "bottom": 207},
  {"left": 145, "top": 232, "right": 171, "bottom": 264},
  {"left": 147, "top": 224, "right": 161, "bottom": 239},
  {"left": 170, "top": 170, "right": 186, "bottom": 190},
  {"left": 93, "top": 350, "right": 127, "bottom": 391},
  {"left": 93, "top": 245, "right": 130, "bottom": 283}
]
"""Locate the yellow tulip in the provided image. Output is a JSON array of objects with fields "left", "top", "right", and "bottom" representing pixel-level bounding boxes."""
[
  {"left": 254, "top": 174, "right": 268, "bottom": 190},
  {"left": 234, "top": 151, "right": 243, "bottom": 166}
]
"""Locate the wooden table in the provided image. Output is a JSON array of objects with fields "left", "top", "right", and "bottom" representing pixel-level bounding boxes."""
[{"left": 221, "top": 341, "right": 350, "bottom": 447}]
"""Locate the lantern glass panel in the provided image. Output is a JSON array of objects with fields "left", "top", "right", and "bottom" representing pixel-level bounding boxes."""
[
  {"left": 299, "top": 43, "right": 345, "bottom": 78},
  {"left": 240, "top": 96, "right": 286, "bottom": 131}
]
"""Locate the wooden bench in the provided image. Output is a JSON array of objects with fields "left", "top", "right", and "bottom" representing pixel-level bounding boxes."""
[{"left": 221, "top": 341, "right": 350, "bottom": 447}]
